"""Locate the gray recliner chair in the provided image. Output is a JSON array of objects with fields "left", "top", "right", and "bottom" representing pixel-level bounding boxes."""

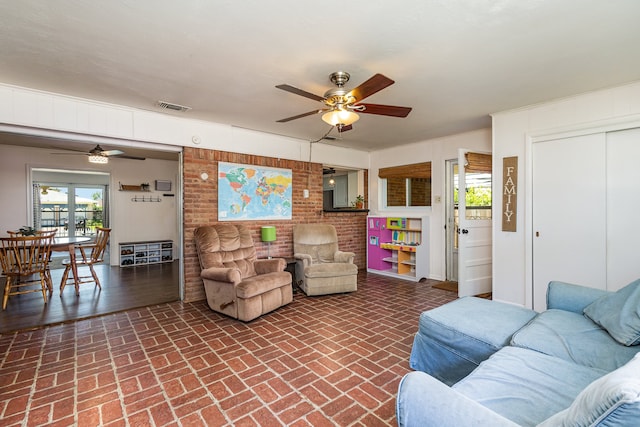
[{"left": 293, "top": 224, "right": 358, "bottom": 296}]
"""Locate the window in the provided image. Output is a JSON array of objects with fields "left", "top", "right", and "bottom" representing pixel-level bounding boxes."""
[
  {"left": 455, "top": 152, "right": 492, "bottom": 220},
  {"left": 379, "top": 162, "right": 431, "bottom": 207}
]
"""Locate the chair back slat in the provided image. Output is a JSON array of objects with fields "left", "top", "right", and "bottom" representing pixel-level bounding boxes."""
[
  {"left": 89, "top": 227, "right": 110, "bottom": 262},
  {"left": 0, "top": 233, "right": 55, "bottom": 275}
]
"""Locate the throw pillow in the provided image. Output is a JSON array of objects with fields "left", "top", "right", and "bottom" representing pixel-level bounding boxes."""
[
  {"left": 583, "top": 278, "right": 640, "bottom": 346},
  {"left": 538, "top": 353, "right": 640, "bottom": 427}
]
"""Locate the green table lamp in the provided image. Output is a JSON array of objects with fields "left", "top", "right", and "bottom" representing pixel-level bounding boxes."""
[{"left": 261, "top": 226, "right": 276, "bottom": 259}]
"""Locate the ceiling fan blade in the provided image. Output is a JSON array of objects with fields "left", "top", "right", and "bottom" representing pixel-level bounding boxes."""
[
  {"left": 358, "top": 103, "right": 412, "bottom": 117},
  {"left": 337, "top": 124, "right": 353, "bottom": 132},
  {"left": 114, "top": 154, "right": 146, "bottom": 161},
  {"left": 276, "top": 84, "right": 325, "bottom": 102},
  {"left": 348, "top": 74, "right": 395, "bottom": 102},
  {"left": 103, "top": 149, "right": 124, "bottom": 156},
  {"left": 276, "top": 109, "right": 326, "bottom": 123}
]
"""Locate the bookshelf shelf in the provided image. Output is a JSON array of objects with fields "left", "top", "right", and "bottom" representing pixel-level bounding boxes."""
[{"left": 366, "top": 216, "right": 429, "bottom": 282}]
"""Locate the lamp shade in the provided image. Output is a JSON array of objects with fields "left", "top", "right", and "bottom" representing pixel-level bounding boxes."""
[{"left": 261, "top": 226, "right": 276, "bottom": 242}]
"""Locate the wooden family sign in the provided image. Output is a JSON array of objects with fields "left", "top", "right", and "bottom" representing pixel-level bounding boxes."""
[{"left": 502, "top": 156, "right": 518, "bottom": 232}]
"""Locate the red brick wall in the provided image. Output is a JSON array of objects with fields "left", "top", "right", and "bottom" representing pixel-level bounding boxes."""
[
  {"left": 385, "top": 177, "right": 432, "bottom": 207},
  {"left": 183, "top": 147, "right": 368, "bottom": 302}
]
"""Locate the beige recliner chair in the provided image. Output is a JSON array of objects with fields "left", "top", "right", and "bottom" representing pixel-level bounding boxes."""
[
  {"left": 293, "top": 224, "right": 358, "bottom": 296},
  {"left": 194, "top": 224, "right": 292, "bottom": 321}
]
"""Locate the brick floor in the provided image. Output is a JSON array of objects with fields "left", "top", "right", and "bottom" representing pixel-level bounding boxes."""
[{"left": 0, "top": 273, "right": 456, "bottom": 426}]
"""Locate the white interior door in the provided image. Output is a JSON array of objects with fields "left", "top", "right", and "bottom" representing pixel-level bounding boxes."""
[
  {"left": 457, "top": 149, "right": 492, "bottom": 297},
  {"left": 606, "top": 127, "right": 640, "bottom": 290},
  {"left": 532, "top": 133, "right": 607, "bottom": 310}
]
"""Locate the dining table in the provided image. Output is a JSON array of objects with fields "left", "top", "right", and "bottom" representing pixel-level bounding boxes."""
[{"left": 52, "top": 235, "right": 92, "bottom": 252}]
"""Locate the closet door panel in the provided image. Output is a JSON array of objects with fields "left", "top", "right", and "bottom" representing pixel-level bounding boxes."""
[
  {"left": 532, "top": 133, "right": 607, "bottom": 311},
  {"left": 606, "top": 127, "right": 640, "bottom": 291}
]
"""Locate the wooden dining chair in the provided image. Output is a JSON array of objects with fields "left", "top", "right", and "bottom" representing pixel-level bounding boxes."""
[
  {"left": 0, "top": 232, "right": 55, "bottom": 309},
  {"left": 60, "top": 227, "right": 111, "bottom": 296},
  {"left": 6, "top": 229, "right": 57, "bottom": 292}
]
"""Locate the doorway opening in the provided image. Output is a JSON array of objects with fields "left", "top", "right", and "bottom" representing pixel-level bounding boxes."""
[
  {"left": 445, "top": 159, "right": 459, "bottom": 282},
  {"left": 445, "top": 152, "right": 493, "bottom": 293}
]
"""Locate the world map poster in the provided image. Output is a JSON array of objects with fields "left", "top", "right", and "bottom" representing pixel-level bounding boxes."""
[{"left": 218, "top": 162, "right": 293, "bottom": 221}]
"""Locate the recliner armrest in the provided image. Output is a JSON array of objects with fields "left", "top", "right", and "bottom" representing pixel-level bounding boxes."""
[
  {"left": 254, "top": 258, "right": 285, "bottom": 274},
  {"left": 396, "top": 371, "right": 519, "bottom": 427},
  {"left": 201, "top": 266, "right": 241, "bottom": 284},
  {"left": 547, "top": 281, "right": 610, "bottom": 313},
  {"left": 294, "top": 253, "right": 313, "bottom": 267},
  {"left": 334, "top": 250, "right": 355, "bottom": 264}
]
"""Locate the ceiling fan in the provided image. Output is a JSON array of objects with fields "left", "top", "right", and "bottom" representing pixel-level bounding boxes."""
[
  {"left": 52, "top": 144, "right": 145, "bottom": 163},
  {"left": 276, "top": 71, "right": 412, "bottom": 132}
]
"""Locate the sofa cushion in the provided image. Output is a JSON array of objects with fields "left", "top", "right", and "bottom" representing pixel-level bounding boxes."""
[
  {"left": 584, "top": 278, "right": 640, "bottom": 346},
  {"left": 453, "top": 346, "right": 606, "bottom": 427},
  {"left": 410, "top": 297, "right": 537, "bottom": 386},
  {"left": 237, "top": 271, "right": 291, "bottom": 299},
  {"left": 416, "top": 296, "right": 536, "bottom": 352},
  {"left": 304, "top": 262, "right": 358, "bottom": 278},
  {"left": 538, "top": 353, "right": 640, "bottom": 427},
  {"left": 511, "top": 309, "right": 639, "bottom": 372}
]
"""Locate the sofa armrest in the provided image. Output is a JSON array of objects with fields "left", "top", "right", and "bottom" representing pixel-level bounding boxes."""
[
  {"left": 397, "top": 371, "right": 519, "bottom": 427},
  {"left": 547, "top": 281, "right": 610, "bottom": 313},
  {"left": 294, "top": 253, "right": 313, "bottom": 267},
  {"left": 201, "top": 266, "right": 241, "bottom": 284},
  {"left": 334, "top": 250, "right": 355, "bottom": 264},
  {"left": 254, "top": 258, "right": 285, "bottom": 274}
]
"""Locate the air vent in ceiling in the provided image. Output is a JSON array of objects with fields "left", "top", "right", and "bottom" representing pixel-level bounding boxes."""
[{"left": 157, "top": 101, "right": 192, "bottom": 112}]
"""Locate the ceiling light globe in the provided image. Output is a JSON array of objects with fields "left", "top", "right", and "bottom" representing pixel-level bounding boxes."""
[
  {"left": 322, "top": 109, "right": 359, "bottom": 127},
  {"left": 88, "top": 154, "right": 108, "bottom": 164}
]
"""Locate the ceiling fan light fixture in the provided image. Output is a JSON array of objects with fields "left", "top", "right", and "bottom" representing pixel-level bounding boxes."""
[
  {"left": 88, "top": 154, "right": 108, "bottom": 164},
  {"left": 322, "top": 108, "right": 359, "bottom": 127}
]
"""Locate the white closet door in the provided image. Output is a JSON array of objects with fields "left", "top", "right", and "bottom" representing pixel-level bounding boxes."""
[
  {"left": 532, "top": 133, "right": 607, "bottom": 311},
  {"left": 607, "top": 128, "right": 640, "bottom": 291}
]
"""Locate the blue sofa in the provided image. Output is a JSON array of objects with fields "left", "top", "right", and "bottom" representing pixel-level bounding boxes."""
[{"left": 397, "top": 280, "right": 640, "bottom": 426}]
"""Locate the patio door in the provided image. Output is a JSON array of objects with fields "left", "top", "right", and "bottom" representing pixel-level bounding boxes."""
[{"left": 36, "top": 183, "right": 107, "bottom": 237}]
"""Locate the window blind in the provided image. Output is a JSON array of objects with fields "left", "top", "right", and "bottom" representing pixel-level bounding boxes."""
[
  {"left": 378, "top": 162, "right": 431, "bottom": 179},
  {"left": 465, "top": 153, "right": 492, "bottom": 173}
]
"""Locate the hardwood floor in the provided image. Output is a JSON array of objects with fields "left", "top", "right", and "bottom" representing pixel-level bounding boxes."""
[{"left": 0, "top": 260, "right": 180, "bottom": 333}]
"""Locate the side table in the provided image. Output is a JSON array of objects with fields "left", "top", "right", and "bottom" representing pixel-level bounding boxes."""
[{"left": 282, "top": 257, "right": 302, "bottom": 292}]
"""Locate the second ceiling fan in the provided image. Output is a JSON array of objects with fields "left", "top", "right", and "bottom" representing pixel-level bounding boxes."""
[
  {"left": 276, "top": 71, "right": 412, "bottom": 132},
  {"left": 52, "top": 144, "right": 145, "bottom": 163}
]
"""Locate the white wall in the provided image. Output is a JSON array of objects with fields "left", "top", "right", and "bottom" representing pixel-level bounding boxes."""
[
  {"left": 492, "top": 80, "right": 640, "bottom": 308},
  {"left": 369, "top": 128, "right": 492, "bottom": 281},
  {"left": 0, "top": 144, "right": 179, "bottom": 265},
  {"left": 0, "top": 83, "right": 369, "bottom": 171}
]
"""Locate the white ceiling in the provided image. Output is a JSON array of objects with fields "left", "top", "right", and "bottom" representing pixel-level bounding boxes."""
[{"left": 1, "top": 1, "right": 640, "bottom": 153}]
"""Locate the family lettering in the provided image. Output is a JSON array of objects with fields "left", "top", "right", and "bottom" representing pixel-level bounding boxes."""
[{"left": 502, "top": 157, "right": 518, "bottom": 232}]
